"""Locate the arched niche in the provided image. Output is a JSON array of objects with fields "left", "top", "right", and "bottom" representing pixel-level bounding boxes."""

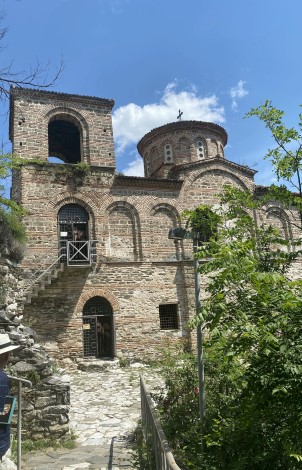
[
  {"left": 107, "top": 202, "right": 141, "bottom": 261},
  {"left": 151, "top": 204, "right": 180, "bottom": 261},
  {"left": 264, "top": 206, "right": 292, "bottom": 251},
  {"left": 177, "top": 136, "right": 191, "bottom": 163}
]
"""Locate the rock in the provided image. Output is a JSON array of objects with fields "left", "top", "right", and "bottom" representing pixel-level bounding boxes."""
[
  {"left": 10, "top": 361, "right": 36, "bottom": 373},
  {"left": 0, "top": 261, "right": 70, "bottom": 439},
  {"left": 8, "top": 331, "right": 21, "bottom": 341},
  {"left": 23, "top": 326, "right": 35, "bottom": 336},
  {"left": 46, "top": 374, "right": 70, "bottom": 385},
  {"left": 35, "top": 397, "right": 57, "bottom": 409},
  {"left": 0, "top": 265, "right": 9, "bottom": 274},
  {"left": 0, "top": 311, "right": 11, "bottom": 324}
]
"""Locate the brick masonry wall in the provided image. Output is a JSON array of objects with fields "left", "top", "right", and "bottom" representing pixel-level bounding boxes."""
[
  {"left": 9, "top": 89, "right": 301, "bottom": 366},
  {"left": 16, "top": 159, "right": 258, "bottom": 364},
  {"left": 140, "top": 127, "right": 226, "bottom": 178},
  {"left": 23, "top": 261, "right": 195, "bottom": 365},
  {"left": 10, "top": 89, "right": 115, "bottom": 167}
]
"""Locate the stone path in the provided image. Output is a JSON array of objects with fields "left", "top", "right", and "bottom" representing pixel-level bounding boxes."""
[{"left": 22, "top": 363, "right": 161, "bottom": 470}]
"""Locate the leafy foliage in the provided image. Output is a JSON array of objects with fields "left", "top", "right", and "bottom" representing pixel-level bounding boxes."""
[
  {"left": 154, "top": 350, "right": 202, "bottom": 469},
  {"left": 183, "top": 205, "right": 221, "bottom": 243},
  {"left": 0, "top": 153, "right": 26, "bottom": 259},
  {"left": 246, "top": 101, "right": 302, "bottom": 228},
  {"left": 154, "top": 186, "right": 302, "bottom": 469}
]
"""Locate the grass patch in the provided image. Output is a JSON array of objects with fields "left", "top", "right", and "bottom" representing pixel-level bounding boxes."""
[
  {"left": 11, "top": 430, "right": 77, "bottom": 461},
  {"left": 119, "top": 357, "right": 131, "bottom": 368}
]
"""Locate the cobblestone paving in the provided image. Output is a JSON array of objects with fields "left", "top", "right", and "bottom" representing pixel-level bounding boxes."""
[{"left": 22, "top": 363, "right": 161, "bottom": 470}]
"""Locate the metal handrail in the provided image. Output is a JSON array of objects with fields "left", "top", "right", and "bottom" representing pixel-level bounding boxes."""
[
  {"left": 140, "top": 375, "right": 181, "bottom": 470},
  {"left": 7, "top": 375, "right": 32, "bottom": 470},
  {"left": 23, "top": 252, "right": 65, "bottom": 294},
  {"left": 22, "top": 243, "right": 60, "bottom": 279},
  {"left": 23, "top": 240, "right": 98, "bottom": 296},
  {"left": 22, "top": 245, "right": 65, "bottom": 289}
]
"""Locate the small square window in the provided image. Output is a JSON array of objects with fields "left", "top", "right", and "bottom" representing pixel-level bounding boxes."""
[{"left": 159, "top": 304, "right": 179, "bottom": 330}]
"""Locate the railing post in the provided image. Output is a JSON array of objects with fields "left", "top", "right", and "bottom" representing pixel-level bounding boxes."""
[
  {"left": 7, "top": 376, "right": 32, "bottom": 470},
  {"left": 17, "top": 381, "right": 22, "bottom": 470},
  {"left": 140, "top": 375, "right": 181, "bottom": 470}
]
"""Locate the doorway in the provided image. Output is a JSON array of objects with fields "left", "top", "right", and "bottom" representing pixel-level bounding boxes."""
[
  {"left": 82, "top": 296, "right": 114, "bottom": 358},
  {"left": 58, "top": 204, "right": 89, "bottom": 263}
]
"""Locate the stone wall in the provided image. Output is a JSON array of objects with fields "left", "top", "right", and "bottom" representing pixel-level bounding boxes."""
[
  {"left": 0, "top": 255, "right": 70, "bottom": 439},
  {"left": 13, "top": 155, "right": 283, "bottom": 364},
  {"left": 10, "top": 88, "right": 115, "bottom": 168}
]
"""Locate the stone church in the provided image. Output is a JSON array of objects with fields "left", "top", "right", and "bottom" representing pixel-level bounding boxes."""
[{"left": 9, "top": 87, "right": 292, "bottom": 366}]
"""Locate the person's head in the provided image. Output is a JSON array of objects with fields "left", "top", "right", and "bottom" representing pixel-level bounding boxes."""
[{"left": 0, "top": 334, "right": 19, "bottom": 369}]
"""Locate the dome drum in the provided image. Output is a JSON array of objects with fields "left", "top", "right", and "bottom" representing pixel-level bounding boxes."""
[{"left": 137, "top": 121, "right": 228, "bottom": 178}]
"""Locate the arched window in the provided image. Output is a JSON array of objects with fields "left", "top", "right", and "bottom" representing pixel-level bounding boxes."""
[
  {"left": 58, "top": 204, "right": 89, "bottom": 263},
  {"left": 195, "top": 139, "right": 206, "bottom": 159},
  {"left": 58, "top": 204, "right": 89, "bottom": 241},
  {"left": 145, "top": 152, "right": 150, "bottom": 176},
  {"left": 164, "top": 143, "right": 173, "bottom": 163},
  {"left": 48, "top": 118, "right": 81, "bottom": 164},
  {"left": 83, "top": 296, "right": 114, "bottom": 358}
]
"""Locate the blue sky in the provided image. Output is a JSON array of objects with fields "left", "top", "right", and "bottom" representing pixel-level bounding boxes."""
[{"left": 1, "top": 0, "right": 302, "bottom": 187}]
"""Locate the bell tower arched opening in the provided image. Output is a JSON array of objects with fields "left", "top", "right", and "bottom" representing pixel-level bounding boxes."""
[
  {"left": 82, "top": 296, "right": 114, "bottom": 358},
  {"left": 48, "top": 118, "right": 81, "bottom": 164}
]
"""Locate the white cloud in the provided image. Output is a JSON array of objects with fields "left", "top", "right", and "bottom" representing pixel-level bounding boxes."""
[
  {"left": 230, "top": 80, "right": 248, "bottom": 111},
  {"left": 122, "top": 154, "right": 144, "bottom": 177},
  {"left": 112, "top": 81, "right": 225, "bottom": 154}
]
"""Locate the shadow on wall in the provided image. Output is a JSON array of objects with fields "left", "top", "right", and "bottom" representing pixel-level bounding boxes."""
[{"left": 22, "top": 266, "right": 90, "bottom": 354}]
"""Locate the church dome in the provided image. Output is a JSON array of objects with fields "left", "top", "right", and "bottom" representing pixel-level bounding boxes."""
[{"left": 137, "top": 120, "right": 228, "bottom": 178}]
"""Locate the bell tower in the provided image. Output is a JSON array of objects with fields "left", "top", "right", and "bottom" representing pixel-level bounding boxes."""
[{"left": 9, "top": 87, "right": 115, "bottom": 167}]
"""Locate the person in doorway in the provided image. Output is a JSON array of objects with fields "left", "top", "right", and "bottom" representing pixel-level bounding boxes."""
[{"left": 0, "top": 334, "right": 19, "bottom": 468}]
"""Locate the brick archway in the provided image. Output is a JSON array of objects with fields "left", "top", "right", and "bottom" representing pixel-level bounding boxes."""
[{"left": 76, "top": 288, "right": 120, "bottom": 314}]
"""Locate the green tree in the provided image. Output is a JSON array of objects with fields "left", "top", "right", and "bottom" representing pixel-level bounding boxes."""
[
  {"left": 194, "top": 187, "right": 302, "bottom": 468},
  {"left": 156, "top": 188, "right": 302, "bottom": 469},
  {"left": 246, "top": 101, "right": 302, "bottom": 228},
  {"left": 0, "top": 153, "right": 26, "bottom": 253}
]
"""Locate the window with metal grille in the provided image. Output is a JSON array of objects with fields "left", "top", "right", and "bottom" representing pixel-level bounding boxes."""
[
  {"left": 58, "top": 204, "right": 88, "bottom": 224},
  {"left": 159, "top": 304, "right": 179, "bottom": 330},
  {"left": 83, "top": 296, "right": 113, "bottom": 316}
]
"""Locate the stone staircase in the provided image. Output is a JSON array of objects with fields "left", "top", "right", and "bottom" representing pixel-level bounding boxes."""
[{"left": 22, "top": 262, "right": 65, "bottom": 305}]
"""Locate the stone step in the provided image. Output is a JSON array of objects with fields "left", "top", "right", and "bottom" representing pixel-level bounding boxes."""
[
  {"left": 22, "top": 263, "right": 65, "bottom": 305},
  {"left": 77, "top": 358, "right": 120, "bottom": 372}
]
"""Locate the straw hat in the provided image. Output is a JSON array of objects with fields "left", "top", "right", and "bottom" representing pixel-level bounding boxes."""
[{"left": 0, "top": 334, "right": 19, "bottom": 354}]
